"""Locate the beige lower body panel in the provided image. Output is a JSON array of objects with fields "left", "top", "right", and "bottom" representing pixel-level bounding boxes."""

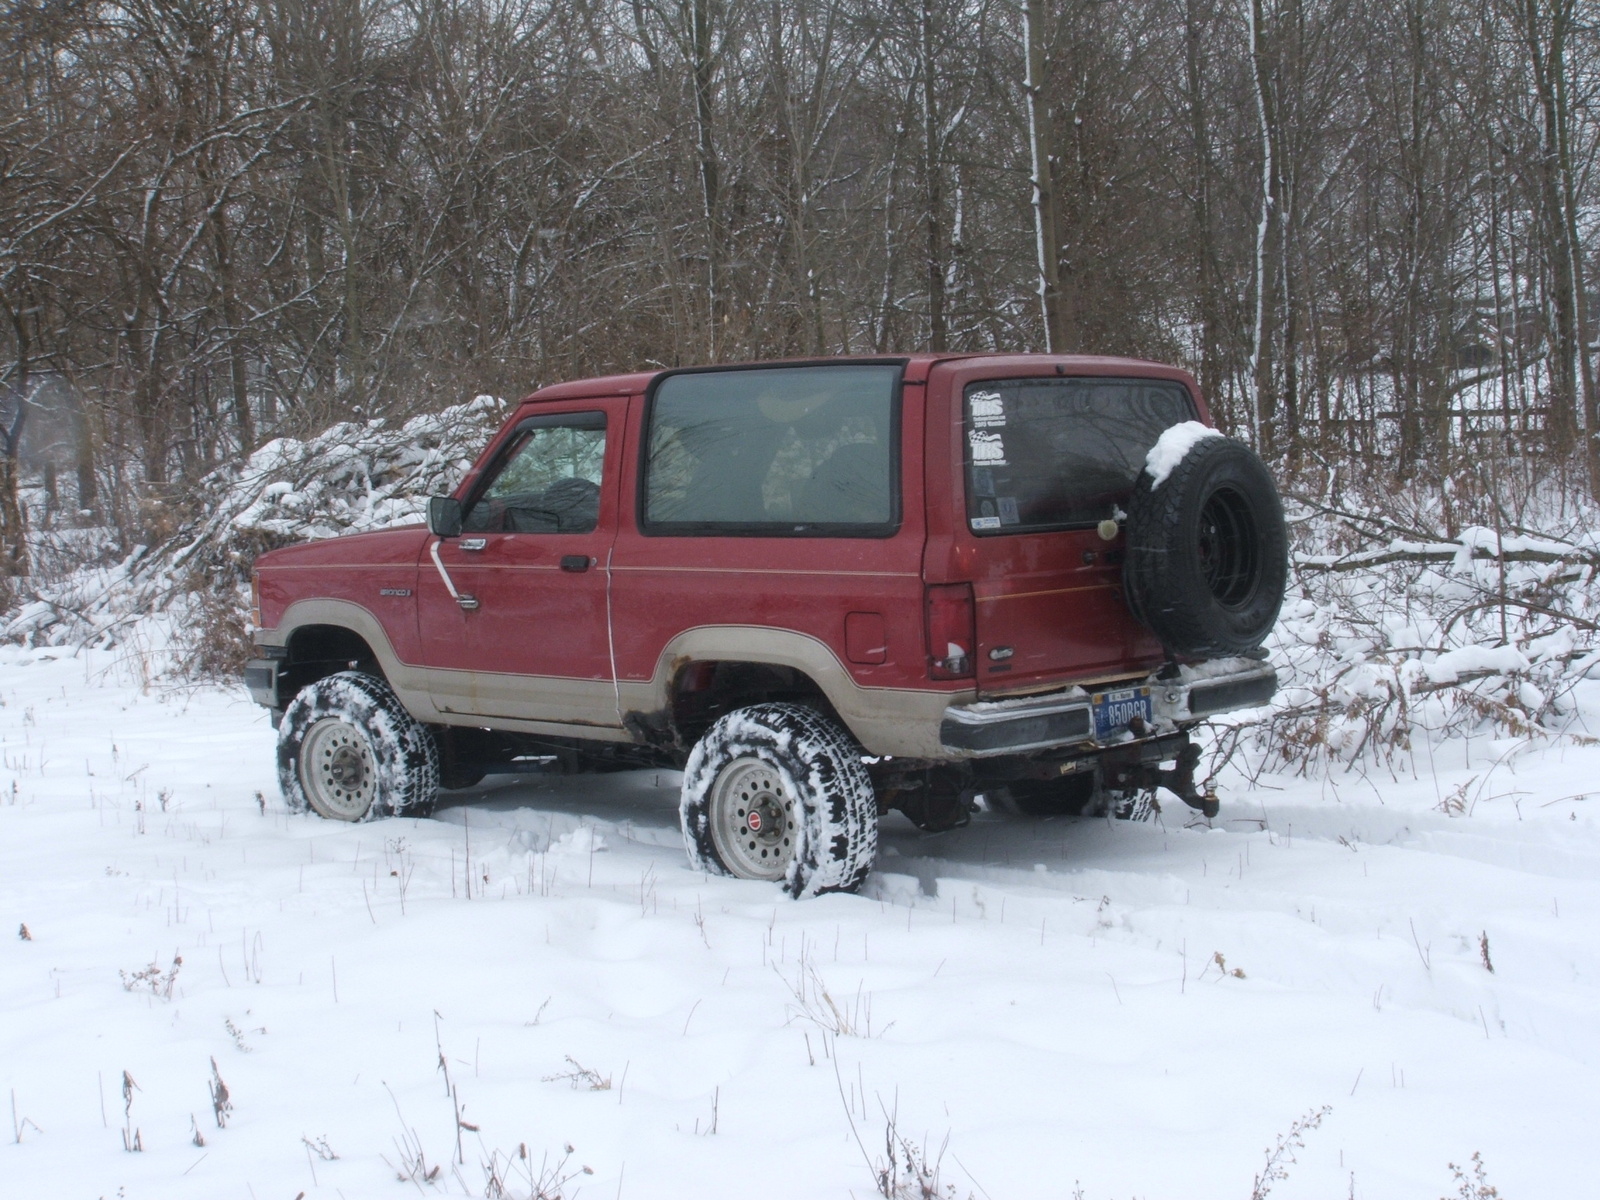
[
  {"left": 264, "top": 609, "right": 962, "bottom": 757},
  {"left": 421, "top": 707, "right": 637, "bottom": 744},
  {"left": 424, "top": 667, "right": 620, "bottom": 730},
  {"left": 833, "top": 690, "right": 962, "bottom": 758}
]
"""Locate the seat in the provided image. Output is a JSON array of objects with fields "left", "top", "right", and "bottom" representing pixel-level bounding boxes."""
[{"left": 797, "top": 441, "right": 888, "bottom": 524}]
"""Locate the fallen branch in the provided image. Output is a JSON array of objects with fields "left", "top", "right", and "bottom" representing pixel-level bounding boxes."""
[{"left": 1296, "top": 542, "right": 1599, "bottom": 573}]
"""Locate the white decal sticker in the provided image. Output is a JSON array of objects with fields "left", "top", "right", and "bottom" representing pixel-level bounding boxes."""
[
  {"left": 970, "top": 515, "right": 1002, "bottom": 531},
  {"left": 969, "top": 390, "right": 1006, "bottom": 427},
  {"left": 968, "top": 429, "right": 1007, "bottom": 465}
]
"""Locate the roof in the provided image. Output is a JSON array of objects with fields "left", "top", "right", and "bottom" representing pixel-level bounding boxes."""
[{"left": 517, "top": 353, "right": 1195, "bottom": 404}]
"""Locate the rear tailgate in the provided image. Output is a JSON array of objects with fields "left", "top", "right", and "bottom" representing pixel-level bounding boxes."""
[{"left": 924, "top": 358, "right": 1202, "bottom": 697}]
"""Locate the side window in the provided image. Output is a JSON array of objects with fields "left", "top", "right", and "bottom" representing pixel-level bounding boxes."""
[
  {"left": 462, "top": 413, "right": 605, "bottom": 534},
  {"left": 643, "top": 364, "right": 900, "bottom": 535}
]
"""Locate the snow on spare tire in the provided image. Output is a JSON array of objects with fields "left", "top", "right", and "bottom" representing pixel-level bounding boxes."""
[
  {"left": 1123, "top": 421, "right": 1287, "bottom": 657},
  {"left": 680, "top": 703, "right": 877, "bottom": 898}
]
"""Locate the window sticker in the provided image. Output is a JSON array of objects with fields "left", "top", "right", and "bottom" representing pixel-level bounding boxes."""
[
  {"left": 969, "top": 390, "right": 1006, "bottom": 427},
  {"left": 968, "top": 429, "right": 1007, "bottom": 466},
  {"left": 971, "top": 515, "right": 1002, "bottom": 530},
  {"left": 961, "top": 376, "right": 1193, "bottom": 534}
]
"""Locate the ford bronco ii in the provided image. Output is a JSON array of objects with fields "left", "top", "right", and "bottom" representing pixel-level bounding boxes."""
[{"left": 246, "top": 355, "right": 1285, "bottom": 896}]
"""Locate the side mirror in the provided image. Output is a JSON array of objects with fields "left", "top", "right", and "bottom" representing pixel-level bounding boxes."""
[{"left": 427, "top": 496, "right": 463, "bottom": 538}]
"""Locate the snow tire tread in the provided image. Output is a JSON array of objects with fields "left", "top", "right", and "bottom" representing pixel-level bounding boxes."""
[
  {"left": 680, "top": 702, "right": 878, "bottom": 898},
  {"left": 277, "top": 670, "right": 439, "bottom": 821}
]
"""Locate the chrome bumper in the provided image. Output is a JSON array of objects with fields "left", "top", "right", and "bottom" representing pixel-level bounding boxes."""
[{"left": 939, "top": 658, "right": 1276, "bottom": 758}]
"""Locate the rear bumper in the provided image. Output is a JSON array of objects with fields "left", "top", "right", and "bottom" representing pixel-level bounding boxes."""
[
  {"left": 939, "top": 695, "right": 1093, "bottom": 755},
  {"left": 939, "top": 657, "right": 1276, "bottom": 758},
  {"left": 1179, "top": 658, "right": 1279, "bottom": 718}
]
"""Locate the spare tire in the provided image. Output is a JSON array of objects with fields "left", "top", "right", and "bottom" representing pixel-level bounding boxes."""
[{"left": 1123, "top": 433, "right": 1286, "bottom": 657}]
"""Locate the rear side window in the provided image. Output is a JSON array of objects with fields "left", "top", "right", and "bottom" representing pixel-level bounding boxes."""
[
  {"left": 964, "top": 377, "right": 1195, "bottom": 534},
  {"left": 644, "top": 364, "right": 900, "bottom": 536}
]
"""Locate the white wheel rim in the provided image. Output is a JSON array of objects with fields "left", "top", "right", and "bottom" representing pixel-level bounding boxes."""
[
  {"left": 708, "top": 757, "right": 796, "bottom": 881},
  {"left": 301, "top": 717, "right": 378, "bottom": 819}
]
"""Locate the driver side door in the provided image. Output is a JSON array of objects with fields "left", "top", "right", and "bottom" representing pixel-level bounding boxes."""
[{"left": 417, "top": 403, "right": 623, "bottom": 732}]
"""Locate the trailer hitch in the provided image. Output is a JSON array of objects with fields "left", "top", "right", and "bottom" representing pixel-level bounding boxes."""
[{"left": 1103, "top": 740, "right": 1218, "bottom": 819}]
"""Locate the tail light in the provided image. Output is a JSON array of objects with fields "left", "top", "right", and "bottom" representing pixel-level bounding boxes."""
[
  {"left": 925, "top": 583, "right": 975, "bottom": 679},
  {"left": 249, "top": 571, "right": 262, "bottom": 629}
]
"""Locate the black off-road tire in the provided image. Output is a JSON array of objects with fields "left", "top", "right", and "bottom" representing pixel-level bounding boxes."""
[
  {"left": 439, "top": 765, "right": 487, "bottom": 791},
  {"left": 278, "top": 671, "right": 439, "bottom": 821},
  {"left": 680, "top": 703, "right": 878, "bottom": 898},
  {"left": 1123, "top": 435, "right": 1287, "bottom": 656}
]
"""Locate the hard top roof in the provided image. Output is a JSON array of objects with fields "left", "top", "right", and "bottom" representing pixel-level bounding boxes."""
[{"left": 519, "top": 353, "right": 1194, "bottom": 404}]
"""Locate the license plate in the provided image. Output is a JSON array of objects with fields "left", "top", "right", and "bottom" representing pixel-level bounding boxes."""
[{"left": 1092, "top": 687, "right": 1152, "bottom": 740}]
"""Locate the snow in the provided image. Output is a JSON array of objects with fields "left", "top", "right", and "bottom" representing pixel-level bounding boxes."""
[
  {"left": 5, "top": 398, "right": 1600, "bottom": 1196},
  {"left": 1145, "top": 421, "right": 1223, "bottom": 488},
  {"left": 1420, "top": 645, "right": 1530, "bottom": 686},
  {"left": 3, "top": 642, "right": 1597, "bottom": 1198},
  {"left": 7, "top": 396, "right": 506, "bottom": 653}
]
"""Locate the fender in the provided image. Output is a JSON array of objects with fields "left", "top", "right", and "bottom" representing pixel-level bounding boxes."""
[
  {"left": 616, "top": 624, "right": 965, "bottom": 758},
  {"left": 264, "top": 598, "right": 446, "bottom": 722}
]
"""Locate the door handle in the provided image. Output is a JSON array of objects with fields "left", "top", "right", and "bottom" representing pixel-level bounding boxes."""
[
  {"left": 560, "top": 555, "right": 592, "bottom": 572},
  {"left": 460, "top": 537, "right": 487, "bottom": 551}
]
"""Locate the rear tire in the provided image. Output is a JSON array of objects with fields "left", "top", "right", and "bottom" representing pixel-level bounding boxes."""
[
  {"left": 680, "top": 703, "right": 878, "bottom": 898},
  {"left": 993, "top": 774, "right": 1157, "bottom": 821},
  {"left": 278, "top": 671, "right": 439, "bottom": 821},
  {"left": 995, "top": 772, "right": 1098, "bottom": 817}
]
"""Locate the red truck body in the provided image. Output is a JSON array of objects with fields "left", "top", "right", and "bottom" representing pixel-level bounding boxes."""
[
  {"left": 250, "top": 353, "right": 1279, "bottom": 890},
  {"left": 255, "top": 355, "right": 1214, "bottom": 742}
]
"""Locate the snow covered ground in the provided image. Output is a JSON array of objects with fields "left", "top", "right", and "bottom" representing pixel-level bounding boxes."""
[{"left": 2, "top": 638, "right": 1597, "bottom": 1199}]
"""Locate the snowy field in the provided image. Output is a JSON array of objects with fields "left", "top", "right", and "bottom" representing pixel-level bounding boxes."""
[{"left": 2, "top": 641, "right": 1597, "bottom": 1200}]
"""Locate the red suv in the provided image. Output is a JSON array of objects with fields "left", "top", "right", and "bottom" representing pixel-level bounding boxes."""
[{"left": 247, "top": 355, "right": 1285, "bottom": 896}]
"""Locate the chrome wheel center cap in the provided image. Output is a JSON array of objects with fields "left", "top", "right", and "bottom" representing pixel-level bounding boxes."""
[{"left": 328, "top": 746, "right": 365, "bottom": 788}]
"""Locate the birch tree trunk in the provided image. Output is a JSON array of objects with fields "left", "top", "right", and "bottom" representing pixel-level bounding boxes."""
[
  {"left": 918, "top": 0, "right": 947, "bottom": 351},
  {"left": 1183, "top": 0, "right": 1224, "bottom": 416},
  {"left": 1023, "top": 0, "right": 1062, "bottom": 353},
  {"left": 1246, "top": 0, "right": 1276, "bottom": 451},
  {"left": 690, "top": 0, "right": 724, "bottom": 359},
  {"left": 1517, "top": 0, "right": 1585, "bottom": 461}
]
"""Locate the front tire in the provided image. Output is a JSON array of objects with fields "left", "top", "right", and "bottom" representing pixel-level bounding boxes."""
[
  {"left": 278, "top": 671, "right": 439, "bottom": 821},
  {"left": 680, "top": 703, "right": 878, "bottom": 898}
]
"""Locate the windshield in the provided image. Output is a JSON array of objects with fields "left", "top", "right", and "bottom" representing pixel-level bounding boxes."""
[{"left": 963, "top": 377, "right": 1195, "bottom": 533}]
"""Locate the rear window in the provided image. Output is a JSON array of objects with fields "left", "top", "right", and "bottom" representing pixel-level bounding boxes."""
[
  {"left": 964, "top": 377, "right": 1195, "bottom": 533},
  {"left": 644, "top": 364, "right": 900, "bottom": 536}
]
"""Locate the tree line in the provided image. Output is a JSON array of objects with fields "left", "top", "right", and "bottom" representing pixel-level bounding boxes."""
[{"left": 1, "top": 0, "right": 1596, "bottom": 583}]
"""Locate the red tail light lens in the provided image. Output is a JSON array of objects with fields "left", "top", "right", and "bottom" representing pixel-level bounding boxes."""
[{"left": 925, "top": 583, "right": 975, "bottom": 679}]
